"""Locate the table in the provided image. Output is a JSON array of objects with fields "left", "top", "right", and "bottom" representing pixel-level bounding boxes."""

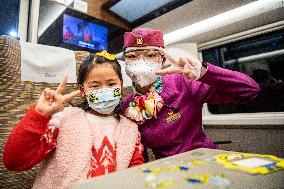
[{"left": 72, "top": 148, "right": 284, "bottom": 189}]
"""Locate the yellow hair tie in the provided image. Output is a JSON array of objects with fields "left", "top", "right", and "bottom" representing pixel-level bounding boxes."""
[{"left": 96, "top": 50, "right": 116, "bottom": 60}]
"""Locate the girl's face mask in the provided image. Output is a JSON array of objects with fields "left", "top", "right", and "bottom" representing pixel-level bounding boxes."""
[
  {"left": 85, "top": 87, "right": 121, "bottom": 114},
  {"left": 125, "top": 59, "right": 161, "bottom": 87}
]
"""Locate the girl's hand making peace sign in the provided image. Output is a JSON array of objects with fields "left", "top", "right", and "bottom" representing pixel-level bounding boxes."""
[
  {"left": 35, "top": 76, "right": 80, "bottom": 116},
  {"left": 156, "top": 48, "right": 207, "bottom": 80}
]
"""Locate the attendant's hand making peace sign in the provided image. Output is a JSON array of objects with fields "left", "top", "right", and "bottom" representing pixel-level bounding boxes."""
[
  {"left": 155, "top": 48, "right": 206, "bottom": 80},
  {"left": 35, "top": 76, "right": 80, "bottom": 116}
]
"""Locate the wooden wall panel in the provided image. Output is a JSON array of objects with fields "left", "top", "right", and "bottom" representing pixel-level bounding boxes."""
[{"left": 86, "top": 0, "right": 130, "bottom": 29}]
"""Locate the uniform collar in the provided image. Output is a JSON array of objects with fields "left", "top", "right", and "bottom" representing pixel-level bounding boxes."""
[{"left": 132, "top": 76, "right": 163, "bottom": 95}]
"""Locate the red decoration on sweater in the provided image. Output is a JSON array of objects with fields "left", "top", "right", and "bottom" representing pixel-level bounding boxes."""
[{"left": 88, "top": 136, "right": 116, "bottom": 177}]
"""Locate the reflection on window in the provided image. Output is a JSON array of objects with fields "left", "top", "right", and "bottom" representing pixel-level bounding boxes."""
[{"left": 202, "top": 29, "right": 284, "bottom": 114}]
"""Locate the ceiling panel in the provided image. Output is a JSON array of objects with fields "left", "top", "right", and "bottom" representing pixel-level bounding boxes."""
[
  {"left": 139, "top": 0, "right": 284, "bottom": 44},
  {"left": 109, "top": 0, "right": 172, "bottom": 22},
  {"left": 104, "top": 0, "right": 192, "bottom": 27},
  {"left": 140, "top": 0, "right": 255, "bottom": 33}
]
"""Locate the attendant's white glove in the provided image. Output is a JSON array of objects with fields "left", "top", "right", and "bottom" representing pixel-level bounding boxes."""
[{"left": 156, "top": 48, "right": 205, "bottom": 81}]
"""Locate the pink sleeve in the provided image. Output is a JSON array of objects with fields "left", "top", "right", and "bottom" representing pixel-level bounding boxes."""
[{"left": 3, "top": 105, "right": 60, "bottom": 171}]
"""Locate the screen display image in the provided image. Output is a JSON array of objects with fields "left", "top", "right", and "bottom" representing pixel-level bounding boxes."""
[{"left": 63, "top": 14, "right": 108, "bottom": 51}]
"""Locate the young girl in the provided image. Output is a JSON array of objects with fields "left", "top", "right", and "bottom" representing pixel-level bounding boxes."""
[{"left": 3, "top": 50, "right": 144, "bottom": 188}]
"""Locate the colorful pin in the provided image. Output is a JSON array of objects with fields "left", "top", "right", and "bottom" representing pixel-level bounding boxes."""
[
  {"left": 185, "top": 174, "right": 209, "bottom": 184},
  {"left": 165, "top": 111, "right": 181, "bottom": 123}
]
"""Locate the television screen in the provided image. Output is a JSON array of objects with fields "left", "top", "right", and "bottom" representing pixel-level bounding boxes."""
[{"left": 62, "top": 14, "right": 108, "bottom": 51}]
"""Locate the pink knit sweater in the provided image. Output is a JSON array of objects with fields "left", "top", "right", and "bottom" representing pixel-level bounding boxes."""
[{"left": 13, "top": 107, "right": 141, "bottom": 189}]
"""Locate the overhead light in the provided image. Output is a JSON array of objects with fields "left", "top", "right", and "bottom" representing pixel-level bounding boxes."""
[
  {"left": 9, "top": 31, "right": 18, "bottom": 37},
  {"left": 164, "top": 0, "right": 284, "bottom": 45}
]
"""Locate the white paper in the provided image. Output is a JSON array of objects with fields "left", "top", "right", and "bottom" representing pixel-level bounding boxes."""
[
  {"left": 73, "top": 0, "right": 88, "bottom": 13},
  {"left": 53, "top": 0, "right": 74, "bottom": 6},
  {"left": 232, "top": 157, "right": 274, "bottom": 168},
  {"left": 21, "top": 42, "right": 77, "bottom": 83}
]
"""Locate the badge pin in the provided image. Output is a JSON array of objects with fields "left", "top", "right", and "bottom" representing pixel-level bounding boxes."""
[
  {"left": 136, "top": 37, "right": 143, "bottom": 45},
  {"left": 165, "top": 111, "right": 181, "bottom": 123}
]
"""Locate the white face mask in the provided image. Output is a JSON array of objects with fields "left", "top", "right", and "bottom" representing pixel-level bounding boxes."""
[
  {"left": 125, "top": 59, "right": 161, "bottom": 87},
  {"left": 85, "top": 87, "right": 121, "bottom": 114}
]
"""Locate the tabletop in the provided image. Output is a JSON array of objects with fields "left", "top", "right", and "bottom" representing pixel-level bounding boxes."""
[{"left": 72, "top": 148, "right": 284, "bottom": 189}]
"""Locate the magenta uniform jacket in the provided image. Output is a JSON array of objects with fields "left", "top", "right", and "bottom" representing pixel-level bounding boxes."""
[{"left": 121, "top": 63, "right": 260, "bottom": 158}]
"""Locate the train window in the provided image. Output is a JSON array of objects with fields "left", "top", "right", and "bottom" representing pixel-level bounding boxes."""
[{"left": 202, "top": 29, "right": 284, "bottom": 114}]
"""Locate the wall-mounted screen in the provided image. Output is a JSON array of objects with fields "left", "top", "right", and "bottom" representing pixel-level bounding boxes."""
[
  {"left": 62, "top": 14, "right": 108, "bottom": 51},
  {"left": 38, "top": 1, "right": 127, "bottom": 54}
]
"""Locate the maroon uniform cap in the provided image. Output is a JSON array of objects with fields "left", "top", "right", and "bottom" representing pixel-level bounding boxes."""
[{"left": 123, "top": 28, "right": 164, "bottom": 49}]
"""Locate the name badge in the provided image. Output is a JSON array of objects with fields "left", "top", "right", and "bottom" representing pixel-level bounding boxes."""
[{"left": 165, "top": 110, "right": 181, "bottom": 123}]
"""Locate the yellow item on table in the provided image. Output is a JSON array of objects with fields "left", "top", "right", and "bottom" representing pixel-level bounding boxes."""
[{"left": 215, "top": 153, "right": 284, "bottom": 174}]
